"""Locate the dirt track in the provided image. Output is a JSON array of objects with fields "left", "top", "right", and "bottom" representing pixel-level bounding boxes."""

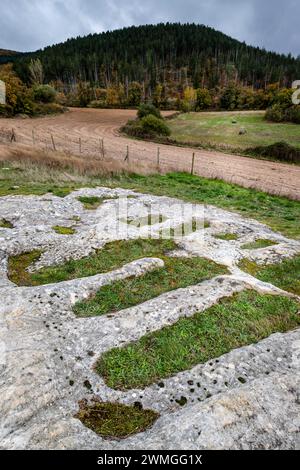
[{"left": 0, "top": 108, "right": 299, "bottom": 199}]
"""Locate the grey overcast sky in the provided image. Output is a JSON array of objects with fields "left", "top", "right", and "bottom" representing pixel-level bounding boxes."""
[{"left": 0, "top": 0, "right": 299, "bottom": 57}]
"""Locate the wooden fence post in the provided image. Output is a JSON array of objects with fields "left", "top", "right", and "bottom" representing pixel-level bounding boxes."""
[
  {"left": 101, "top": 138, "right": 105, "bottom": 159},
  {"left": 32, "top": 129, "right": 35, "bottom": 145},
  {"left": 51, "top": 134, "right": 56, "bottom": 151},
  {"left": 191, "top": 152, "right": 195, "bottom": 175},
  {"left": 124, "top": 145, "right": 129, "bottom": 162},
  {"left": 157, "top": 147, "right": 160, "bottom": 170},
  {"left": 10, "top": 128, "right": 16, "bottom": 143}
]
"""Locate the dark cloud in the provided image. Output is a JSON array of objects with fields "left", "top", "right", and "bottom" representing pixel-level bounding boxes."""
[{"left": 0, "top": 0, "right": 299, "bottom": 56}]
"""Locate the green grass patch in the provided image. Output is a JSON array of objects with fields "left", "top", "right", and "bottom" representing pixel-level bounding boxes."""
[
  {"left": 0, "top": 176, "right": 75, "bottom": 198},
  {"left": 73, "top": 254, "right": 226, "bottom": 317},
  {"left": 238, "top": 259, "right": 261, "bottom": 277},
  {"left": 7, "top": 239, "right": 176, "bottom": 286},
  {"left": 0, "top": 186, "right": 74, "bottom": 198},
  {"left": 75, "top": 401, "right": 158, "bottom": 439},
  {"left": 0, "top": 218, "right": 13, "bottom": 229},
  {"left": 168, "top": 112, "right": 300, "bottom": 152},
  {"left": 77, "top": 196, "right": 105, "bottom": 210},
  {"left": 52, "top": 225, "right": 76, "bottom": 235},
  {"left": 241, "top": 239, "right": 278, "bottom": 250},
  {"left": 239, "top": 255, "right": 300, "bottom": 295},
  {"left": 97, "top": 291, "right": 300, "bottom": 390},
  {"left": 214, "top": 233, "right": 238, "bottom": 241},
  {"left": 159, "top": 220, "right": 204, "bottom": 238},
  {"left": 122, "top": 214, "right": 167, "bottom": 227},
  {"left": 8, "top": 251, "right": 42, "bottom": 286},
  {"left": 158, "top": 218, "right": 209, "bottom": 239},
  {"left": 8, "top": 239, "right": 226, "bottom": 292},
  {"left": 116, "top": 173, "right": 300, "bottom": 239},
  {"left": 1, "top": 165, "right": 299, "bottom": 239}
]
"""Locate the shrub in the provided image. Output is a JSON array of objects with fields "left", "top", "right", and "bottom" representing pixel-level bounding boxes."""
[
  {"left": 77, "top": 81, "right": 94, "bottom": 107},
  {"left": 248, "top": 141, "right": 300, "bottom": 164},
  {"left": 127, "top": 82, "right": 142, "bottom": 107},
  {"left": 179, "top": 100, "right": 192, "bottom": 113},
  {"left": 286, "top": 105, "right": 300, "bottom": 124},
  {"left": 195, "top": 88, "right": 212, "bottom": 110},
  {"left": 237, "top": 87, "right": 258, "bottom": 110},
  {"left": 32, "top": 102, "right": 65, "bottom": 116},
  {"left": 254, "top": 89, "right": 271, "bottom": 110},
  {"left": 0, "top": 104, "right": 15, "bottom": 117},
  {"left": 163, "top": 97, "right": 179, "bottom": 110},
  {"left": 88, "top": 100, "right": 106, "bottom": 109},
  {"left": 137, "top": 104, "right": 162, "bottom": 119},
  {"left": 122, "top": 115, "right": 171, "bottom": 139},
  {"left": 266, "top": 103, "right": 300, "bottom": 124},
  {"left": 273, "top": 88, "right": 294, "bottom": 109},
  {"left": 265, "top": 104, "right": 285, "bottom": 122},
  {"left": 33, "top": 85, "right": 56, "bottom": 103},
  {"left": 94, "top": 87, "right": 108, "bottom": 102},
  {"left": 220, "top": 83, "right": 240, "bottom": 110},
  {"left": 121, "top": 120, "right": 146, "bottom": 138},
  {"left": 55, "top": 92, "right": 67, "bottom": 106},
  {"left": 140, "top": 114, "right": 171, "bottom": 136}
]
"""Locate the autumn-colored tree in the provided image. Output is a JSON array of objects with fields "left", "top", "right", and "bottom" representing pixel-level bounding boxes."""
[
  {"left": 265, "top": 87, "right": 299, "bottom": 124},
  {"left": 0, "top": 63, "right": 32, "bottom": 115},
  {"left": 55, "top": 91, "right": 67, "bottom": 106},
  {"left": 264, "top": 83, "right": 280, "bottom": 106},
  {"left": 153, "top": 84, "right": 163, "bottom": 108},
  {"left": 106, "top": 85, "right": 121, "bottom": 106},
  {"left": 195, "top": 88, "right": 212, "bottom": 110},
  {"left": 127, "top": 82, "right": 142, "bottom": 106},
  {"left": 273, "top": 88, "right": 294, "bottom": 109},
  {"left": 29, "top": 59, "right": 44, "bottom": 85},
  {"left": 182, "top": 86, "right": 197, "bottom": 112},
  {"left": 49, "top": 79, "right": 65, "bottom": 93},
  {"left": 237, "top": 87, "right": 257, "bottom": 110},
  {"left": 94, "top": 87, "right": 107, "bottom": 102},
  {"left": 77, "top": 81, "right": 94, "bottom": 107},
  {"left": 117, "top": 84, "right": 126, "bottom": 106},
  {"left": 253, "top": 89, "right": 270, "bottom": 109}
]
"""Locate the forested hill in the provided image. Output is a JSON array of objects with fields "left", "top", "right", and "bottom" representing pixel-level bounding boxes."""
[
  {"left": 0, "top": 49, "right": 21, "bottom": 64},
  {"left": 13, "top": 23, "right": 300, "bottom": 89}
]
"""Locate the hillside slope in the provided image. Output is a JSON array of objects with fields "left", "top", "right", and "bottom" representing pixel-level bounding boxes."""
[
  {"left": 0, "top": 49, "right": 19, "bottom": 56},
  {"left": 0, "top": 49, "right": 21, "bottom": 65},
  {"left": 13, "top": 23, "right": 300, "bottom": 90}
]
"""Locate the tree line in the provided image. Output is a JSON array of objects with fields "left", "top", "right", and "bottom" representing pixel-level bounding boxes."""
[{"left": 1, "top": 23, "right": 299, "bottom": 118}]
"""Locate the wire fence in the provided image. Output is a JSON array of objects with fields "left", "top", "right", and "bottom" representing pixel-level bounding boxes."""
[
  {"left": 0, "top": 125, "right": 297, "bottom": 199},
  {"left": 0, "top": 126, "right": 192, "bottom": 174}
]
